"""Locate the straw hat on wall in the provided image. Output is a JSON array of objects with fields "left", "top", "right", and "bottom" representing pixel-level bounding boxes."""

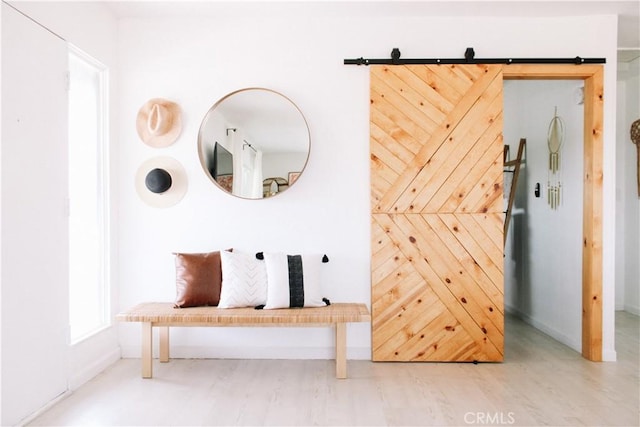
[
  {"left": 136, "top": 98, "right": 182, "bottom": 147},
  {"left": 135, "top": 156, "right": 187, "bottom": 208}
]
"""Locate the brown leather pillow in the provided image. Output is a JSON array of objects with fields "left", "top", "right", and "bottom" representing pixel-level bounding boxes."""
[{"left": 174, "top": 251, "right": 226, "bottom": 308}]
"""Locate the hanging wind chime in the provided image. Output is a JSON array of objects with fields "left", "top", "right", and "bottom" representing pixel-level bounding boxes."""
[
  {"left": 547, "top": 107, "right": 565, "bottom": 210},
  {"left": 631, "top": 119, "right": 640, "bottom": 198}
]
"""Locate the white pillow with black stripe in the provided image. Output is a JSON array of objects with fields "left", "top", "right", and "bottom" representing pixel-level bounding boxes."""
[{"left": 261, "top": 252, "right": 328, "bottom": 309}]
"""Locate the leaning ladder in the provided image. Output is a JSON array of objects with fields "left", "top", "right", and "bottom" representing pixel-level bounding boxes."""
[{"left": 503, "top": 138, "right": 526, "bottom": 247}]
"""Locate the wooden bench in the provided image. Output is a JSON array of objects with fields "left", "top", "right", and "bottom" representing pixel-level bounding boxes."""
[{"left": 117, "top": 302, "right": 371, "bottom": 379}]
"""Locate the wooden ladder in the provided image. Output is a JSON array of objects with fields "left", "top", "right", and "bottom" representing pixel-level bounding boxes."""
[{"left": 504, "top": 138, "right": 526, "bottom": 246}]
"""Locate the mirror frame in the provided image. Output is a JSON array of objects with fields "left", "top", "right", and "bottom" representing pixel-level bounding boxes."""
[{"left": 197, "top": 87, "right": 311, "bottom": 199}]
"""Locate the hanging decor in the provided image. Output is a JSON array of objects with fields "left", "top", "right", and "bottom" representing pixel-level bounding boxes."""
[
  {"left": 631, "top": 119, "right": 640, "bottom": 198},
  {"left": 547, "top": 107, "right": 565, "bottom": 210}
]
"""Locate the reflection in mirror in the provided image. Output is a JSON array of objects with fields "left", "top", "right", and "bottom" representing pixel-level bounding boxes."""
[
  {"left": 210, "top": 142, "right": 233, "bottom": 192},
  {"left": 198, "top": 88, "right": 310, "bottom": 199}
]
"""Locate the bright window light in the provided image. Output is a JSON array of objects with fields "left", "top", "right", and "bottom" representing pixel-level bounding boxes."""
[{"left": 68, "top": 46, "right": 109, "bottom": 344}]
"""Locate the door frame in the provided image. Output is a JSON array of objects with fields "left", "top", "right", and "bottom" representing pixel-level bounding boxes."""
[{"left": 503, "top": 64, "right": 603, "bottom": 361}]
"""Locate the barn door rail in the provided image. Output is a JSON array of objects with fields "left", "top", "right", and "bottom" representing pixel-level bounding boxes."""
[{"left": 344, "top": 47, "right": 606, "bottom": 65}]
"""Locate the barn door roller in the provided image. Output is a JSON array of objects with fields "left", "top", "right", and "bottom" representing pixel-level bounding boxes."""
[{"left": 344, "top": 47, "right": 606, "bottom": 66}]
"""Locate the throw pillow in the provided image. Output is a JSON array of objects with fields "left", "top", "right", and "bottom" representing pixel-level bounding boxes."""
[
  {"left": 261, "top": 252, "right": 328, "bottom": 309},
  {"left": 218, "top": 250, "right": 268, "bottom": 308},
  {"left": 174, "top": 251, "right": 226, "bottom": 308}
]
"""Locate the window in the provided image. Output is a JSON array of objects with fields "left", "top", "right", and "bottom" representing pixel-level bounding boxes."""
[{"left": 68, "top": 46, "right": 109, "bottom": 344}]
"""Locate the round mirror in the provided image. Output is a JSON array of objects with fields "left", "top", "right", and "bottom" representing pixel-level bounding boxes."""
[{"left": 198, "top": 88, "right": 310, "bottom": 199}]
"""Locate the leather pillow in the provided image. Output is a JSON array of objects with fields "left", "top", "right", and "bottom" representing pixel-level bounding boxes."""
[{"left": 174, "top": 251, "right": 226, "bottom": 308}]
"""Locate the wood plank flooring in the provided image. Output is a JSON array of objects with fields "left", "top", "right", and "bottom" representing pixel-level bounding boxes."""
[{"left": 29, "top": 313, "right": 639, "bottom": 426}]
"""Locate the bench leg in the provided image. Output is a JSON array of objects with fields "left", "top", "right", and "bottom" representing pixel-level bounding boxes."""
[
  {"left": 159, "top": 327, "right": 170, "bottom": 363},
  {"left": 142, "top": 322, "right": 153, "bottom": 379},
  {"left": 335, "top": 323, "right": 347, "bottom": 379}
]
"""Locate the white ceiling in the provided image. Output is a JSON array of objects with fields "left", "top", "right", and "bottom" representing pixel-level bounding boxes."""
[{"left": 105, "top": 0, "right": 640, "bottom": 54}]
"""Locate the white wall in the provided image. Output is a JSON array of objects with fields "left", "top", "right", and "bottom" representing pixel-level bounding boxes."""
[
  {"left": 1, "top": 1, "right": 119, "bottom": 424},
  {"left": 504, "top": 80, "right": 585, "bottom": 352},
  {"left": 616, "top": 57, "right": 640, "bottom": 315},
  {"left": 8, "top": 0, "right": 122, "bottom": 390},
  {"left": 116, "top": 11, "right": 619, "bottom": 361},
  {"left": 2, "top": 6, "right": 69, "bottom": 425}
]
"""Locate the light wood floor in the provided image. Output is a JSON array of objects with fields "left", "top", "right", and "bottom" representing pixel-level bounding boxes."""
[{"left": 29, "top": 313, "right": 639, "bottom": 426}]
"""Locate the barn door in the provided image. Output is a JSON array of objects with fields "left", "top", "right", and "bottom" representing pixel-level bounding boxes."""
[{"left": 370, "top": 64, "right": 504, "bottom": 362}]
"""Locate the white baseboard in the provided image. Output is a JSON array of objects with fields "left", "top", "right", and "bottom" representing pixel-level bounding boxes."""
[
  {"left": 17, "top": 390, "right": 70, "bottom": 427},
  {"left": 602, "top": 348, "right": 617, "bottom": 362},
  {"left": 120, "top": 345, "right": 370, "bottom": 360},
  {"left": 16, "top": 349, "right": 121, "bottom": 426},
  {"left": 506, "top": 305, "right": 619, "bottom": 361},
  {"left": 68, "top": 347, "right": 121, "bottom": 391},
  {"left": 505, "top": 305, "right": 582, "bottom": 353},
  {"left": 623, "top": 304, "right": 640, "bottom": 316}
]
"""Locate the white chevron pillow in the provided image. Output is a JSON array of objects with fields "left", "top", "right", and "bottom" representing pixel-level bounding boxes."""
[{"left": 218, "top": 251, "right": 268, "bottom": 308}]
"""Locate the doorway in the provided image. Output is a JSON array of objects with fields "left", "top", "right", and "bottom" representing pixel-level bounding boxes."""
[
  {"left": 503, "top": 65, "right": 604, "bottom": 361},
  {"left": 503, "top": 79, "right": 586, "bottom": 354}
]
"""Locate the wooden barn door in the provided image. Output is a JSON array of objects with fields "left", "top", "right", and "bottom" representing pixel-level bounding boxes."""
[{"left": 371, "top": 64, "right": 504, "bottom": 362}]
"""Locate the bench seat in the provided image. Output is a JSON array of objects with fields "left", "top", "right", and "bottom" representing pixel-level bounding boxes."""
[{"left": 117, "top": 302, "right": 371, "bottom": 379}]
